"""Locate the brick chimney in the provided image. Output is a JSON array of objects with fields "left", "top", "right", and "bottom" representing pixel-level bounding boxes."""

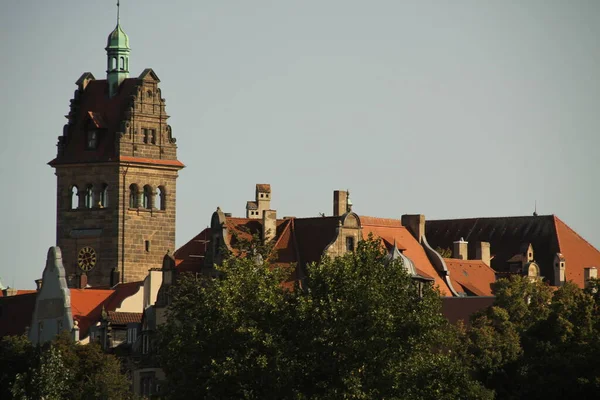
[
  {"left": 474, "top": 242, "right": 491, "bottom": 266},
  {"left": 401, "top": 214, "right": 426, "bottom": 243},
  {"left": 333, "top": 190, "right": 348, "bottom": 217},
  {"left": 262, "top": 210, "right": 277, "bottom": 242},
  {"left": 453, "top": 238, "right": 468, "bottom": 260}
]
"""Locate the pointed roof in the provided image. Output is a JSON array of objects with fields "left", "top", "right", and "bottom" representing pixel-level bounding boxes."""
[{"left": 106, "top": 23, "right": 130, "bottom": 50}]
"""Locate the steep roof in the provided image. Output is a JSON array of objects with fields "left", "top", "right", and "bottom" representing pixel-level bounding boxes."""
[
  {"left": 554, "top": 216, "right": 600, "bottom": 287},
  {"left": 426, "top": 215, "right": 559, "bottom": 280},
  {"left": 427, "top": 215, "right": 600, "bottom": 288},
  {"left": 0, "top": 292, "right": 37, "bottom": 337},
  {"left": 443, "top": 259, "right": 495, "bottom": 296},
  {"left": 174, "top": 228, "right": 211, "bottom": 273},
  {"left": 360, "top": 216, "right": 451, "bottom": 296}
]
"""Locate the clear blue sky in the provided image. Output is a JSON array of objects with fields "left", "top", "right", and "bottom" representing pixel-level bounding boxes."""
[{"left": 1, "top": 0, "right": 599, "bottom": 289}]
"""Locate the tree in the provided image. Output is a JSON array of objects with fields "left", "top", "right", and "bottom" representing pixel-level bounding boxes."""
[
  {"left": 468, "top": 277, "right": 600, "bottom": 399},
  {"left": 6, "top": 332, "right": 134, "bottom": 400},
  {"left": 0, "top": 335, "right": 35, "bottom": 399},
  {"left": 158, "top": 236, "right": 492, "bottom": 399}
]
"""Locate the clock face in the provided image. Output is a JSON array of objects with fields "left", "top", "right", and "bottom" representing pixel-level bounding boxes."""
[{"left": 77, "top": 246, "right": 97, "bottom": 272}]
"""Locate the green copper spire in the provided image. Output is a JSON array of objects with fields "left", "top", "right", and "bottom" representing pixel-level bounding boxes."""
[{"left": 106, "top": 1, "right": 130, "bottom": 97}]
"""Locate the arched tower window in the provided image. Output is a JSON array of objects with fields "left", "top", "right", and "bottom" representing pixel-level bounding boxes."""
[
  {"left": 70, "top": 186, "right": 79, "bottom": 210},
  {"left": 143, "top": 185, "right": 153, "bottom": 209},
  {"left": 119, "top": 56, "right": 125, "bottom": 71},
  {"left": 129, "top": 184, "right": 139, "bottom": 208},
  {"left": 84, "top": 185, "right": 94, "bottom": 209},
  {"left": 111, "top": 57, "right": 117, "bottom": 71},
  {"left": 157, "top": 186, "right": 166, "bottom": 210},
  {"left": 99, "top": 184, "right": 109, "bottom": 208}
]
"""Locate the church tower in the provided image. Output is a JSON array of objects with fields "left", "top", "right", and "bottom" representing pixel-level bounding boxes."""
[{"left": 49, "top": 6, "right": 184, "bottom": 287}]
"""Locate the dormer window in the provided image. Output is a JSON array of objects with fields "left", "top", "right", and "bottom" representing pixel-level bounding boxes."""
[
  {"left": 346, "top": 236, "right": 355, "bottom": 252},
  {"left": 87, "top": 130, "right": 98, "bottom": 149}
]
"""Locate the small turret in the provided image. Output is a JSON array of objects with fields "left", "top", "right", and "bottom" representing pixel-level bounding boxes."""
[{"left": 106, "top": 2, "right": 130, "bottom": 97}]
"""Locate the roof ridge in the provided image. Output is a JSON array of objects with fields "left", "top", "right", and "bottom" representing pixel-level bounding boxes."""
[{"left": 554, "top": 215, "right": 600, "bottom": 253}]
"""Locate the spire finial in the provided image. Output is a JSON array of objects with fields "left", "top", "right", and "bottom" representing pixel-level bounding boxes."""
[
  {"left": 117, "top": 0, "right": 120, "bottom": 25},
  {"left": 533, "top": 200, "right": 538, "bottom": 217}
]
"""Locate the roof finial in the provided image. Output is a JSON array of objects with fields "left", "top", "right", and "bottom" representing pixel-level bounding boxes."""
[
  {"left": 533, "top": 200, "right": 538, "bottom": 217},
  {"left": 117, "top": 0, "right": 120, "bottom": 25}
]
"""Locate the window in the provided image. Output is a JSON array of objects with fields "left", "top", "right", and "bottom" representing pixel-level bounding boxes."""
[
  {"left": 127, "top": 326, "right": 138, "bottom": 344},
  {"left": 70, "top": 186, "right": 79, "bottom": 209},
  {"left": 142, "top": 334, "right": 150, "bottom": 354},
  {"left": 143, "top": 185, "right": 152, "bottom": 209},
  {"left": 260, "top": 193, "right": 264, "bottom": 198},
  {"left": 346, "top": 236, "right": 355, "bottom": 252},
  {"left": 111, "top": 57, "right": 117, "bottom": 70},
  {"left": 143, "top": 129, "right": 149, "bottom": 144},
  {"left": 151, "top": 129, "right": 156, "bottom": 144},
  {"left": 157, "top": 186, "right": 166, "bottom": 210},
  {"left": 119, "top": 56, "right": 125, "bottom": 70},
  {"left": 99, "top": 184, "right": 108, "bottom": 207},
  {"left": 84, "top": 185, "right": 94, "bottom": 208},
  {"left": 86, "top": 130, "right": 98, "bottom": 149},
  {"left": 147, "top": 90, "right": 153, "bottom": 98},
  {"left": 129, "top": 184, "right": 139, "bottom": 208},
  {"left": 145, "top": 240, "right": 151, "bottom": 252}
]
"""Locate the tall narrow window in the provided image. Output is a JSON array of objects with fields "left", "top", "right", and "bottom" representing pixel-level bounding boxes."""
[
  {"left": 84, "top": 185, "right": 94, "bottom": 208},
  {"left": 129, "top": 184, "right": 139, "bottom": 208},
  {"left": 151, "top": 129, "right": 156, "bottom": 144},
  {"left": 157, "top": 186, "right": 165, "bottom": 210},
  {"left": 71, "top": 186, "right": 79, "bottom": 209},
  {"left": 111, "top": 57, "right": 117, "bottom": 70},
  {"left": 345, "top": 236, "right": 355, "bottom": 252},
  {"left": 119, "top": 56, "right": 125, "bottom": 71},
  {"left": 99, "top": 184, "right": 108, "bottom": 207},
  {"left": 143, "top": 185, "right": 152, "bottom": 209},
  {"left": 143, "top": 129, "right": 149, "bottom": 144},
  {"left": 87, "top": 130, "right": 98, "bottom": 149}
]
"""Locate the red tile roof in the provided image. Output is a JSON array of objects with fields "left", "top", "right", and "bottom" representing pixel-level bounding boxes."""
[
  {"left": 426, "top": 215, "right": 600, "bottom": 289},
  {"left": 174, "top": 228, "right": 211, "bottom": 273},
  {"left": 360, "top": 216, "right": 452, "bottom": 296},
  {"left": 443, "top": 259, "right": 495, "bottom": 296},
  {"left": 554, "top": 216, "right": 600, "bottom": 287},
  {"left": 107, "top": 311, "right": 142, "bottom": 325}
]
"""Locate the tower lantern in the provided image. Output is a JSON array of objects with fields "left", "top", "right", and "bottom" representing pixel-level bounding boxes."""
[{"left": 106, "top": 1, "right": 130, "bottom": 97}]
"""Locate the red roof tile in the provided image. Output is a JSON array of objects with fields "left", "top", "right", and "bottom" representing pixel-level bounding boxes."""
[
  {"left": 174, "top": 228, "right": 211, "bottom": 273},
  {"left": 554, "top": 216, "right": 600, "bottom": 287},
  {"left": 107, "top": 311, "right": 142, "bottom": 325},
  {"left": 444, "top": 259, "right": 495, "bottom": 296},
  {"left": 360, "top": 216, "right": 451, "bottom": 296}
]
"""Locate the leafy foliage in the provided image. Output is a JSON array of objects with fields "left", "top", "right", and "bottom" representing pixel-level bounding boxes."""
[
  {"left": 468, "top": 276, "right": 600, "bottom": 399},
  {"left": 3, "top": 331, "right": 133, "bottom": 400},
  {"left": 158, "top": 236, "right": 491, "bottom": 399}
]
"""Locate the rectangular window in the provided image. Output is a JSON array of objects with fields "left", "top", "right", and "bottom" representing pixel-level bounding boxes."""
[
  {"left": 150, "top": 129, "right": 156, "bottom": 144},
  {"left": 346, "top": 236, "right": 355, "bottom": 252},
  {"left": 145, "top": 240, "right": 151, "bottom": 252},
  {"left": 143, "top": 128, "right": 149, "bottom": 144},
  {"left": 127, "top": 327, "right": 138, "bottom": 344},
  {"left": 87, "top": 130, "right": 98, "bottom": 149}
]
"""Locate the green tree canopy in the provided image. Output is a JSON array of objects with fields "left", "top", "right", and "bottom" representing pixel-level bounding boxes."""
[
  {"left": 158, "top": 236, "right": 491, "bottom": 399},
  {"left": 4, "top": 332, "right": 133, "bottom": 400}
]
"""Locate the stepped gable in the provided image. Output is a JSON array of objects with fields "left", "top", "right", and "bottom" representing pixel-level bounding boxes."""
[
  {"left": 360, "top": 216, "right": 451, "bottom": 296},
  {"left": 50, "top": 78, "right": 139, "bottom": 165}
]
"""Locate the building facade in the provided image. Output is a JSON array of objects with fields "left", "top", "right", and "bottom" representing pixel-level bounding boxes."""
[{"left": 49, "top": 18, "right": 183, "bottom": 288}]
